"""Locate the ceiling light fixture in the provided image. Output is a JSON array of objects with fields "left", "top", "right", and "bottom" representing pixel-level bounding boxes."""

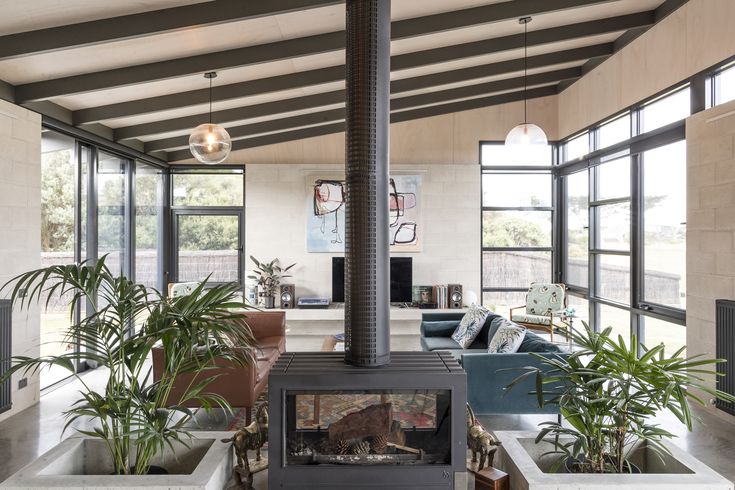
[
  {"left": 189, "top": 72, "right": 231, "bottom": 164},
  {"left": 505, "top": 17, "right": 548, "bottom": 149}
]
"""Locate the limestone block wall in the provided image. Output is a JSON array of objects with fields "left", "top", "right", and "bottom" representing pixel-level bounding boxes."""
[
  {"left": 246, "top": 163, "right": 481, "bottom": 300},
  {"left": 0, "top": 99, "right": 41, "bottom": 423},
  {"left": 686, "top": 98, "right": 735, "bottom": 408}
]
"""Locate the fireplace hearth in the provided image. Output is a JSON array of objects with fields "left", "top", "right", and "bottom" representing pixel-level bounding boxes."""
[{"left": 268, "top": 352, "right": 467, "bottom": 489}]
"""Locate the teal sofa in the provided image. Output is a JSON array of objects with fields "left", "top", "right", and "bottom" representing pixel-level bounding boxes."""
[{"left": 420, "top": 311, "right": 566, "bottom": 416}]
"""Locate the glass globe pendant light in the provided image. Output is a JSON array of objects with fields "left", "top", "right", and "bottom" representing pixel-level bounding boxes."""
[
  {"left": 505, "top": 17, "right": 548, "bottom": 148},
  {"left": 189, "top": 72, "right": 232, "bottom": 164}
]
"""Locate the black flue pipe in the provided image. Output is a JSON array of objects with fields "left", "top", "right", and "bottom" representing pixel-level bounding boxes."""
[{"left": 343, "top": 0, "right": 391, "bottom": 367}]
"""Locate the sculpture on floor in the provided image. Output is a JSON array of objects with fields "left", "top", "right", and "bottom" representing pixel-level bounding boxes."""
[
  {"left": 467, "top": 403, "right": 501, "bottom": 470},
  {"left": 223, "top": 403, "right": 269, "bottom": 489}
]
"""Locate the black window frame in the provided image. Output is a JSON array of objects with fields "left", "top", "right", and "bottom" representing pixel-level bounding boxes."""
[
  {"left": 169, "top": 166, "right": 246, "bottom": 288},
  {"left": 479, "top": 142, "right": 557, "bottom": 310}
]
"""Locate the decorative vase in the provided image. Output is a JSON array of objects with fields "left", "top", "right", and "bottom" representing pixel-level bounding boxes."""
[{"left": 264, "top": 295, "right": 275, "bottom": 309}]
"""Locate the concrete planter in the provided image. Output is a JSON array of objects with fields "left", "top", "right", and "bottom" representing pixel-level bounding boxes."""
[
  {"left": 0, "top": 431, "right": 233, "bottom": 490},
  {"left": 494, "top": 430, "right": 733, "bottom": 490}
]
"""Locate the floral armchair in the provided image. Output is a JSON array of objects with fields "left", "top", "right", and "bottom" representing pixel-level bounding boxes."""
[{"left": 510, "top": 283, "right": 568, "bottom": 341}]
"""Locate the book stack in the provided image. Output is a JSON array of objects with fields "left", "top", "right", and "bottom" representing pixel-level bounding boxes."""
[{"left": 434, "top": 285, "right": 448, "bottom": 309}]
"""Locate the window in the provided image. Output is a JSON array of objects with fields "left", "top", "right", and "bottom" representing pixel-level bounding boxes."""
[
  {"left": 598, "top": 113, "right": 631, "bottom": 149},
  {"left": 482, "top": 173, "right": 551, "bottom": 207},
  {"left": 642, "top": 141, "right": 686, "bottom": 309},
  {"left": 40, "top": 130, "right": 78, "bottom": 389},
  {"left": 640, "top": 87, "right": 691, "bottom": 133},
  {"left": 597, "top": 156, "right": 630, "bottom": 201},
  {"left": 597, "top": 254, "right": 630, "bottom": 304},
  {"left": 172, "top": 171, "right": 244, "bottom": 206},
  {"left": 482, "top": 210, "right": 551, "bottom": 247},
  {"left": 171, "top": 169, "right": 245, "bottom": 287},
  {"left": 135, "top": 163, "right": 164, "bottom": 289},
  {"left": 480, "top": 143, "right": 552, "bottom": 166},
  {"left": 97, "top": 151, "right": 129, "bottom": 276},
  {"left": 714, "top": 63, "right": 735, "bottom": 106},
  {"left": 562, "top": 132, "right": 589, "bottom": 162},
  {"left": 599, "top": 304, "right": 631, "bottom": 346},
  {"left": 558, "top": 81, "right": 690, "bottom": 355},
  {"left": 642, "top": 317, "right": 685, "bottom": 356},
  {"left": 175, "top": 213, "right": 241, "bottom": 283},
  {"left": 480, "top": 143, "right": 553, "bottom": 316},
  {"left": 566, "top": 171, "right": 588, "bottom": 287}
]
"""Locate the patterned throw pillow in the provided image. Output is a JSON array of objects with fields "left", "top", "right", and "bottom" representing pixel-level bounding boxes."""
[
  {"left": 451, "top": 305, "right": 491, "bottom": 348},
  {"left": 487, "top": 319, "right": 527, "bottom": 353}
]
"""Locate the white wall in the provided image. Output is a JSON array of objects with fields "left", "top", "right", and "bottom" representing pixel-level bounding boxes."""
[
  {"left": 246, "top": 163, "right": 481, "bottom": 301},
  {"left": 0, "top": 99, "right": 41, "bottom": 423}
]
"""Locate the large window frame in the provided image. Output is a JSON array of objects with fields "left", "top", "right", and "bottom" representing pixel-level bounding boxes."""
[
  {"left": 479, "top": 143, "right": 556, "bottom": 315},
  {"left": 169, "top": 167, "right": 246, "bottom": 287},
  {"left": 556, "top": 84, "right": 690, "bottom": 353}
]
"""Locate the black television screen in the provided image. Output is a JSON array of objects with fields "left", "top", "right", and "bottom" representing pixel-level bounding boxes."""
[{"left": 332, "top": 257, "right": 412, "bottom": 303}]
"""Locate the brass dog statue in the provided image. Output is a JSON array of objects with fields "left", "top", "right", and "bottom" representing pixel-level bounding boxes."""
[{"left": 467, "top": 403, "right": 501, "bottom": 470}]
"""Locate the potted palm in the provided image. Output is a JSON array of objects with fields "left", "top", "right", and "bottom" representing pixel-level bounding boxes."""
[
  {"left": 495, "top": 324, "right": 735, "bottom": 488},
  {"left": 248, "top": 256, "right": 295, "bottom": 309},
  {"left": 0, "top": 257, "right": 255, "bottom": 488}
]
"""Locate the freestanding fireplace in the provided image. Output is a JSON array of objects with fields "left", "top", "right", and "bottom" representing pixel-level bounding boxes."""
[
  {"left": 268, "top": 0, "right": 467, "bottom": 487},
  {"left": 268, "top": 352, "right": 466, "bottom": 488}
]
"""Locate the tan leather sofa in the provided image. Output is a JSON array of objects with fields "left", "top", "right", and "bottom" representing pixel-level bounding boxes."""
[{"left": 152, "top": 310, "right": 286, "bottom": 424}]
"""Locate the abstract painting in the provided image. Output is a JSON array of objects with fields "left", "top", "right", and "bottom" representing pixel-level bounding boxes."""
[{"left": 306, "top": 175, "right": 422, "bottom": 252}]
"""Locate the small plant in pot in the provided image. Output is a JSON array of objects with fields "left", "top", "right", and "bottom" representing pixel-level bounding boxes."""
[
  {"left": 507, "top": 323, "right": 735, "bottom": 474},
  {"left": 1, "top": 256, "right": 256, "bottom": 476},
  {"left": 248, "top": 256, "right": 295, "bottom": 309}
]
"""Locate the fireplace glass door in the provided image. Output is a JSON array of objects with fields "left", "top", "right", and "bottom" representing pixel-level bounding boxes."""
[{"left": 284, "top": 389, "right": 452, "bottom": 466}]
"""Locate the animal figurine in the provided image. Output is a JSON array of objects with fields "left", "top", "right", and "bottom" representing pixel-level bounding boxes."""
[
  {"left": 467, "top": 403, "right": 501, "bottom": 471},
  {"left": 222, "top": 403, "right": 269, "bottom": 473}
]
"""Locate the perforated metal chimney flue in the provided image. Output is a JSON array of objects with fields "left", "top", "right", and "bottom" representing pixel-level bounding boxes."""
[{"left": 343, "top": 0, "right": 391, "bottom": 367}]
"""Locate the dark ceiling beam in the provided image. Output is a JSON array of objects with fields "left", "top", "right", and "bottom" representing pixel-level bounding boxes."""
[
  {"left": 558, "top": 0, "right": 690, "bottom": 92},
  {"left": 74, "top": 10, "right": 635, "bottom": 125},
  {"left": 0, "top": 0, "right": 343, "bottom": 60},
  {"left": 119, "top": 44, "right": 608, "bottom": 141},
  {"left": 0, "top": 79, "right": 14, "bottom": 103},
  {"left": 166, "top": 84, "right": 559, "bottom": 161},
  {"left": 145, "top": 67, "right": 579, "bottom": 151},
  {"left": 16, "top": 7, "right": 651, "bottom": 103}
]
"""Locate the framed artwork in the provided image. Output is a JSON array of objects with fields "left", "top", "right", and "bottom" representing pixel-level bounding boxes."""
[{"left": 306, "top": 175, "right": 422, "bottom": 253}]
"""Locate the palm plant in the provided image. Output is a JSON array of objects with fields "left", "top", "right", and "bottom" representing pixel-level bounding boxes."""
[
  {"left": 1, "top": 257, "right": 255, "bottom": 475},
  {"left": 507, "top": 323, "right": 735, "bottom": 473}
]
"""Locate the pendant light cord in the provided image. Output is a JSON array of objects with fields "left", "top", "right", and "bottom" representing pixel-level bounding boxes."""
[
  {"left": 209, "top": 77, "right": 213, "bottom": 125},
  {"left": 524, "top": 19, "right": 528, "bottom": 124}
]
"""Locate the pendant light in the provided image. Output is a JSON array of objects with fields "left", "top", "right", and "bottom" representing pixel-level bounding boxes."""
[
  {"left": 505, "top": 17, "right": 548, "bottom": 148},
  {"left": 189, "top": 72, "right": 232, "bottom": 164}
]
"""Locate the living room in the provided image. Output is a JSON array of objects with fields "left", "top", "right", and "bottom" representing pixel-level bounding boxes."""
[{"left": 1, "top": 0, "right": 735, "bottom": 489}]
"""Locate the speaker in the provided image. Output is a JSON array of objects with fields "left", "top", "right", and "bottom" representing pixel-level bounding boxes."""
[
  {"left": 280, "top": 284, "right": 295, "bottom": 309},
  {"left": 448, "top": 284, "right": 463, "bottom": 309}
]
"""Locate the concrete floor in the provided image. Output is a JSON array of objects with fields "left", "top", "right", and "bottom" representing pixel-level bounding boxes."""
[{"left": 2, "top": 337, "right": 735, "bottom": 488}]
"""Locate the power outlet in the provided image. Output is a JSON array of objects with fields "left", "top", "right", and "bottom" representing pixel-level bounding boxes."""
[
  {"left": 18, "top": 378, "right": 28, "bottom": 389},
  {"left": 18, "top": 287, "right": 28, "bottom": 298}
]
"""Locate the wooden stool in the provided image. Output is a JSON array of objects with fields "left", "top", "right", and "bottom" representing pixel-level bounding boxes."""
[{"left": 473, "top": 466, "right": 508, "bottom": 490}]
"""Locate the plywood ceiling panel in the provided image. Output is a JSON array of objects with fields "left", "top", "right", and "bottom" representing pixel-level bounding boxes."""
[{"left": 0, "top": 0, "right": 209, "bottom": 35}]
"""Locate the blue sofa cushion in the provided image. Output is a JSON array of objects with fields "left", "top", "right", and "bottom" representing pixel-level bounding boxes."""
[
  {"left": 422, "top": 336, "right": 463, "bottom": 351},
  {"left": 421, "top": 320, "right": 460, "bottom": 337},
  {"left": 518, "top": 331, "right": 563, "bottom": 353}
]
